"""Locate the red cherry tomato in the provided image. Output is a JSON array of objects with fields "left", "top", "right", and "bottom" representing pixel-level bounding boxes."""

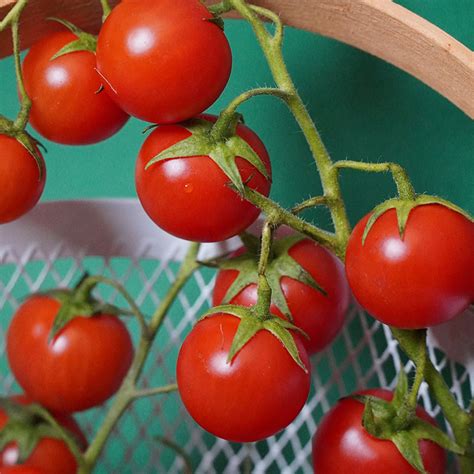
[
  {"left": 0, "top": 135, "right": 45, "bottom": 224},
  {"left": 135, "top": 115, "right": 272, "bottom": 242},
  {"left": 312, "top": 389, "right": 446, "bottom": 473},
  {"left": 213, "top": 239, "right": 351, "bottom": 354},
  {"left": 96, "top": 0, "right": 232, "bottom": 124},
  {"left": 0, "top": 395, "right": 86, "bottom": 474},
  {"left": 22, "top": 30, "right": 129, "bottom": 145},
  {"left": 177, "top": 313, "right": 311, "bottom": 442},
  {"left": 6, "top": 295, "right": 134, "bottom": 413},
  {"left": 345, "top": 204, "right": 474, "bottom": 328}
]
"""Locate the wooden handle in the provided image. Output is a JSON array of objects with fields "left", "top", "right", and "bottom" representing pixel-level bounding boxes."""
[{"left": 1, "top": 0, "right": 473, "bottom": 118}]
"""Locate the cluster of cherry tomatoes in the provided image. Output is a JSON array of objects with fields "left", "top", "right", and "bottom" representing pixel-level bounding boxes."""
[{"left": 1, "top": 0, "right": 473, "bottom": 473}]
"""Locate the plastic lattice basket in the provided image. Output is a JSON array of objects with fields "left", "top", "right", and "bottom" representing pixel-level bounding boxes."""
[{"left": 0, "top": 199, "right": 472, "bottom": 473}]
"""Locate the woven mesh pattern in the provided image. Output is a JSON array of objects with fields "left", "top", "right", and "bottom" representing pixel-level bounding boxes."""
[{"left": 0, "top": 243, "right": 471, "bottom": 473}]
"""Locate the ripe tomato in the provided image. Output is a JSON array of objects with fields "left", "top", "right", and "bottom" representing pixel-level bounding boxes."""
[
  {"left": 22, "top": 30, "right": 129, "bottom": 145},
  {"left": 135, "top": 115, "right": 272, "bottom": 242},
  {"left": 6, "top": 295, "right": 134, "bottom": 413},
  {"left": 177, "top": 313, "right": 311, "bottom": 442},
  {"left": 213, "top": 239, "right": 351, "bottom": 354},
  {"left": 96, "top": 0, "right": 232, "bottom": 124},
  {"left": 0, "top": 135, "right": 45, "bottom": 224},
  {"left": 312, "top": 389, "right": 446, "bottom": 473},
  {"left": 0, "top": 395, "right": 86, "bottom": 474},
  {"left": 345, "top": 204, "right": 474, "bottom": 328}
]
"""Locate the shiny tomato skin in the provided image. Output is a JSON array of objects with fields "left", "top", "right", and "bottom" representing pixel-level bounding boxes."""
[
  {"left": 135, "top": 115, "right": 272, "bottom": 242},
  {"left": 312, "top": 389, "right": 446, "bottom": 474},
  {"left": 213, "top": 239, "right": 351, "bottom": 354},
  {"left": 345, "top": 204, "right": 474, "bottom": 328},
  {"left": 177, "top": 313, "right": 311, "bottom": 442},
  {"left": 96, "top": 0, "right": 232, "bottom": 124},
  {"left": 22, "top": 31, "right": 129, "bottom": 145},
  {"left": 0, "top": 135, "right": 45, "bottom": 224},
  {"left": 6, "top": 295, "right": 134, "bottom": 413},
  {"left": 0, "top": 395, "right": 86, "bottom": 474}
]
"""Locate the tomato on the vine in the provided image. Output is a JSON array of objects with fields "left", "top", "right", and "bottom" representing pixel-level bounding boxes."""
[
  {"left": 6, "top": 295, "right": 134, "bottom": 413},
  {"left": 213, "top": 238, "right": 351, "bottom": 354},
  {"left": 177, "top": 313, "right": 311, "bottom": 442},
  {"left": 0, "top": 135, "right": 45, "bottom": 224},
  {"left": 0, "top": 395, "right": 86, "bottom": 474},
  {"left": 96, "top": 0, "right": 232, "bottom": 124},
  {"left": 135, "top": 115, "right": 272, "bottom": 242},
  {"left": 22, "top": 30, "right": 129, "bottom": 145},
  {"left": 345, "top": 204, "right": 474, "bottom": 328},
  {"left": 312, "top": 389, "right": 446, "bottom": 473}
]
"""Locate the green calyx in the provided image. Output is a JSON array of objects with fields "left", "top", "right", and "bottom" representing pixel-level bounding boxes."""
[
  {"left": 43, "top": 276, "right": 133, "bottom": 341},
  {"left": 200, "top": 304, "right": 309, "bottom": 372},
  {"left": 355, "top": 376, "right": 464, "bottom": 474},
  {"left": 144, "top": 115, "right": 270, "bottom": 195},
  {"left": 0, "top": 398, "right": 74, "bottom": 463},
  {"left": 207, "top": 234, "right": 326, "bottom": 321},
  {"left": 0, "top": 116, "right": 45, "bottom": 180},
  {"left": 47, "top": 18, "right": 97, "bottom": 59},
  {"left": 363, "top": 195, "right": 474, "bottom": 244}
]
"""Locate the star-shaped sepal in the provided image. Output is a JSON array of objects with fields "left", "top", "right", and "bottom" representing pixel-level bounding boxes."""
[{"left": 144, "top": 116, "right": 271, "bottom": 195}]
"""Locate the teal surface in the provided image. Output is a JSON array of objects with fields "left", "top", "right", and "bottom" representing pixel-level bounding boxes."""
[{"left": 0, "top": 0, "right": 473, "bottom": 222}]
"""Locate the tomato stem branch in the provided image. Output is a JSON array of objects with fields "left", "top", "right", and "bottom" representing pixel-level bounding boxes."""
[
  {"left": 100, "top": 0, "right": 111, "bottom": 22},
  {"left": 333, "top": 160, "right": 416, "bottom": 201},
  {"left": 392, "top": 328, "right": 474, "bottom": 473},
  {"left": 291, "top": 196, "right": 328, "bottom": 215},
  {"left": 133, "top": 384, "right": 178, "bottom": 400},
  {"left": 79, "top": 243, "right": 200, "bottom": 473}
]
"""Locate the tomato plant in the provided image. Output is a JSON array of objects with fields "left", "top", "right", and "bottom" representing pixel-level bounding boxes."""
[
  {"left": 0, "top": 395, "right": 86, "bottom": 474},
  {"left": 22, "top": 30, "right": 129, "bottom": 145},
  {"left": 135, "top": 115, "right": 272, "bottom": 242},
  {"left": 345, "top": 204, "right": 474, "bottom": 328},
  {"left": 177, "top": 313, "right": 311, "bottom": 442},
  {"left": 96, "top": 0, "right": 232, "bottom": 124},
  {"left": 0, "top": 135, "right": 45, "bottom": 224},
  {"left": 6, "top": 295, "right": 134, "bottom": 413},
  {"left": 312, "top": 389, "right": 446, "bottom": 473},
  {"left": 213, "top": 238, "right": 351, "bottom": 354}
]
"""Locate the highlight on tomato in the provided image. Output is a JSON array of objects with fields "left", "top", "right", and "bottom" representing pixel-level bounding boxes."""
[
  {"left": 22, "top": 28, "right": 129, "bottom": 145},
  {"left": 96, "top": 0, "right": 232, "bottom": 124},
  {"left": 6, "top": 294, "right": 134, "bottom": 413},
  {"left": 177, "top": 313, "right": 311, "bottom": 443}
]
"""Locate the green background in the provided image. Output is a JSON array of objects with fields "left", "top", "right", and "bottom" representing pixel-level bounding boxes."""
[{"left": 0, "top": 0, "right": 473, "bottom": 223}]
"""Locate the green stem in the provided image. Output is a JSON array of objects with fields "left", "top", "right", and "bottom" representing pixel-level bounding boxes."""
[
  {"left": 100, "top": 0, "right": 111, "bottom": 22},
  {"left": 211, "top": 87, "right": 289, "bottom": 140},
  {"left": 292, "top": 196, "right": 328, "bottom": 214},
  {"left": 241, "top": 187, "right": 342, "bottom": 257},
  {"left": 393, "top": 329, "right": 474, "bottom": 473},
  {"left": 79, "top": 243, "right": 200, "bottom": 473},
  {"left": 75, "top": 275, "right": 149, "bottom": 337},
  {"left": 208, "top": 0, "right": 233, "bottom": 16},
  {"left": 334, "top": 160, "right": 416, "bottom": 200},
  {"left": 230, "top": 0, "right": 351, "bottom": 246},
  {"left": 133, "top": 384, "right": 178, "bottom": 400},
  {"left": 0, "top": 0, "right": 29, "bottom": 32}
]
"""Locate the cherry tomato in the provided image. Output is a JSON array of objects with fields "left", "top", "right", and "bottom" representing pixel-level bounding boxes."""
[
  {"left": 177, "top": 313, "right": 311, "bottom": 442},
  {"left": 0, "top": 135, "right": 45, "bottom": 224},
  {"left": 0, "top": 395, "right": 86, "bottom": 474},
  {"left": 213, "top": 239, "right": 351, "bottom": 354},
  {"left": 22, "top": 30, "right": 129, "bottom": 145},
  {"left": 6, "top": 295, "right": 134, "bottom": 413},
  {"left": 345, "top": 204, "right": 474, "bottom": 328},
  {"left": 312, "top": 389, "right": 446, "bottom": 473},
  {"left": 96, "top": 0, "right": 232, "bottom": 124},
  {"left": 135, "top": 115, "right": 272, "bottom": 242}
]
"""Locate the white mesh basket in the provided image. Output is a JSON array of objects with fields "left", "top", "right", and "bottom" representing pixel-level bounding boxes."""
[{"left": 0, "top": 199, "right": 472, "bottom": 473}]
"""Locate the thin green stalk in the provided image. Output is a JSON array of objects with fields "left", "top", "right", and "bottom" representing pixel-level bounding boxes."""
[
  {"left": 100, "top": 0, "right": 111, "bottom": 22},
  {"left": 393, "top": 329, "right": 474, "bottom": 473},
  {"left": 334, "top": 160, "right": 416, "bottom": 200},
  {"left": 79, "top": 243, "right": 200, "bottom": 473},
  {"left": 133, "top": 384, "right": 178, "bottom": 400},
  {"left": 0, "top": 0, "right": 29, "bottom": 32},
  {"left": 230, "top": 0, "right": 351, "bottom": 246},
  {"left": 292, "top": 196, "right": 328, "bottom": 214}
]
